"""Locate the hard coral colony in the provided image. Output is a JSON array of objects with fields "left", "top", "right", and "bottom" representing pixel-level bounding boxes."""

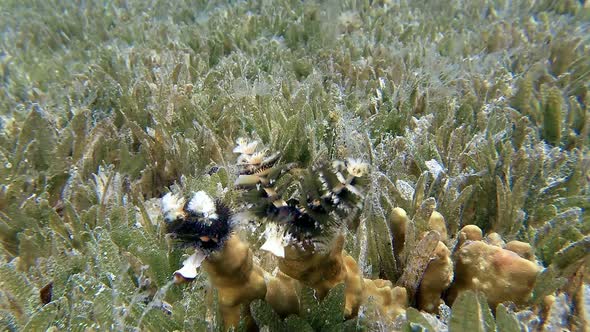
[{"left": 161, "top": 139, "right": 554, "bottom": 331}]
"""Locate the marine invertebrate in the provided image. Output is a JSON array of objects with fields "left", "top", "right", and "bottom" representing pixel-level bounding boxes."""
[
  {"left": 200, "top": 234, "right": 267, "bottom": 330},
  {"left": 233, "top": 139, "right": 408, "bottom": 320},
  {"left": 505, "top": 240, "right": 535, "bottom": 261},
  {"left": 417, "top": 241, "right": 452, "bottom": 313},
  {"left": 163, "top": 191, "right": 266, "bottom": 331},
  {"left": 457, "top": 224, "right": 484, "bottom": 247},
  {"left": 389, "top": 207, "right": 409, "bottom": 260},
  {"left": 164, "top": 191, "right": 231, "bottom": 255},
  {"left": 448, "top": 232, "right": 542, "bottom": 308},
  {"left": 362, "top": 279, "right": 408, "bottom": 322},
  {"left": 279, "top": 234, "right": 365, "bottom": 316}
]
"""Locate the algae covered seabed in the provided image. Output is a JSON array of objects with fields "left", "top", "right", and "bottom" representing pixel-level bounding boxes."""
[{"left": 0, "top": 0, "right": 589, "bottom": 331}]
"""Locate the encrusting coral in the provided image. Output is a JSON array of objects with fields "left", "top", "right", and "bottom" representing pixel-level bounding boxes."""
[
  {"left": 417, "top": 241, "right": 453, "bottom": 313},
  {"left": 203, "top": 234, "right": 267, "bottom": 330},
  {"left": 278, "top": 233, "right": 409, "bottom": 319},
  {"left": 412, "top": 210, "right": 453, "bottom": 313},
  {"left": 457, "top": 224, "right": 484, "bottom": 247},
  {"left": 263, "top": 270, "right": 301, "bottom": 318},
  {"left": 389, "top": 207, "right": 409, "bottom": 260},
  {"left": 427, "top": 211, "right": 448, "bottom": 243},
  {"left": 448, "top": 225, "right": 542, "bottom": 309},
  {"left": 362, "top": 278, "right": 408, "bottom": 323},
  {"left": 484, "top": 232, "right": 506, "bottom": 247},
  {"left": 278, "top": 234, "right": 363, "bottom": 315},
  {"left": 505, "top": 240, "right": 535, "bottom": 261}
]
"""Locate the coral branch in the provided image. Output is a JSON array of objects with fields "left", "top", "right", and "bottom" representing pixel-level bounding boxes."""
[{"left": 202, "top": 234, "right": 267, "bottom": 331}]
